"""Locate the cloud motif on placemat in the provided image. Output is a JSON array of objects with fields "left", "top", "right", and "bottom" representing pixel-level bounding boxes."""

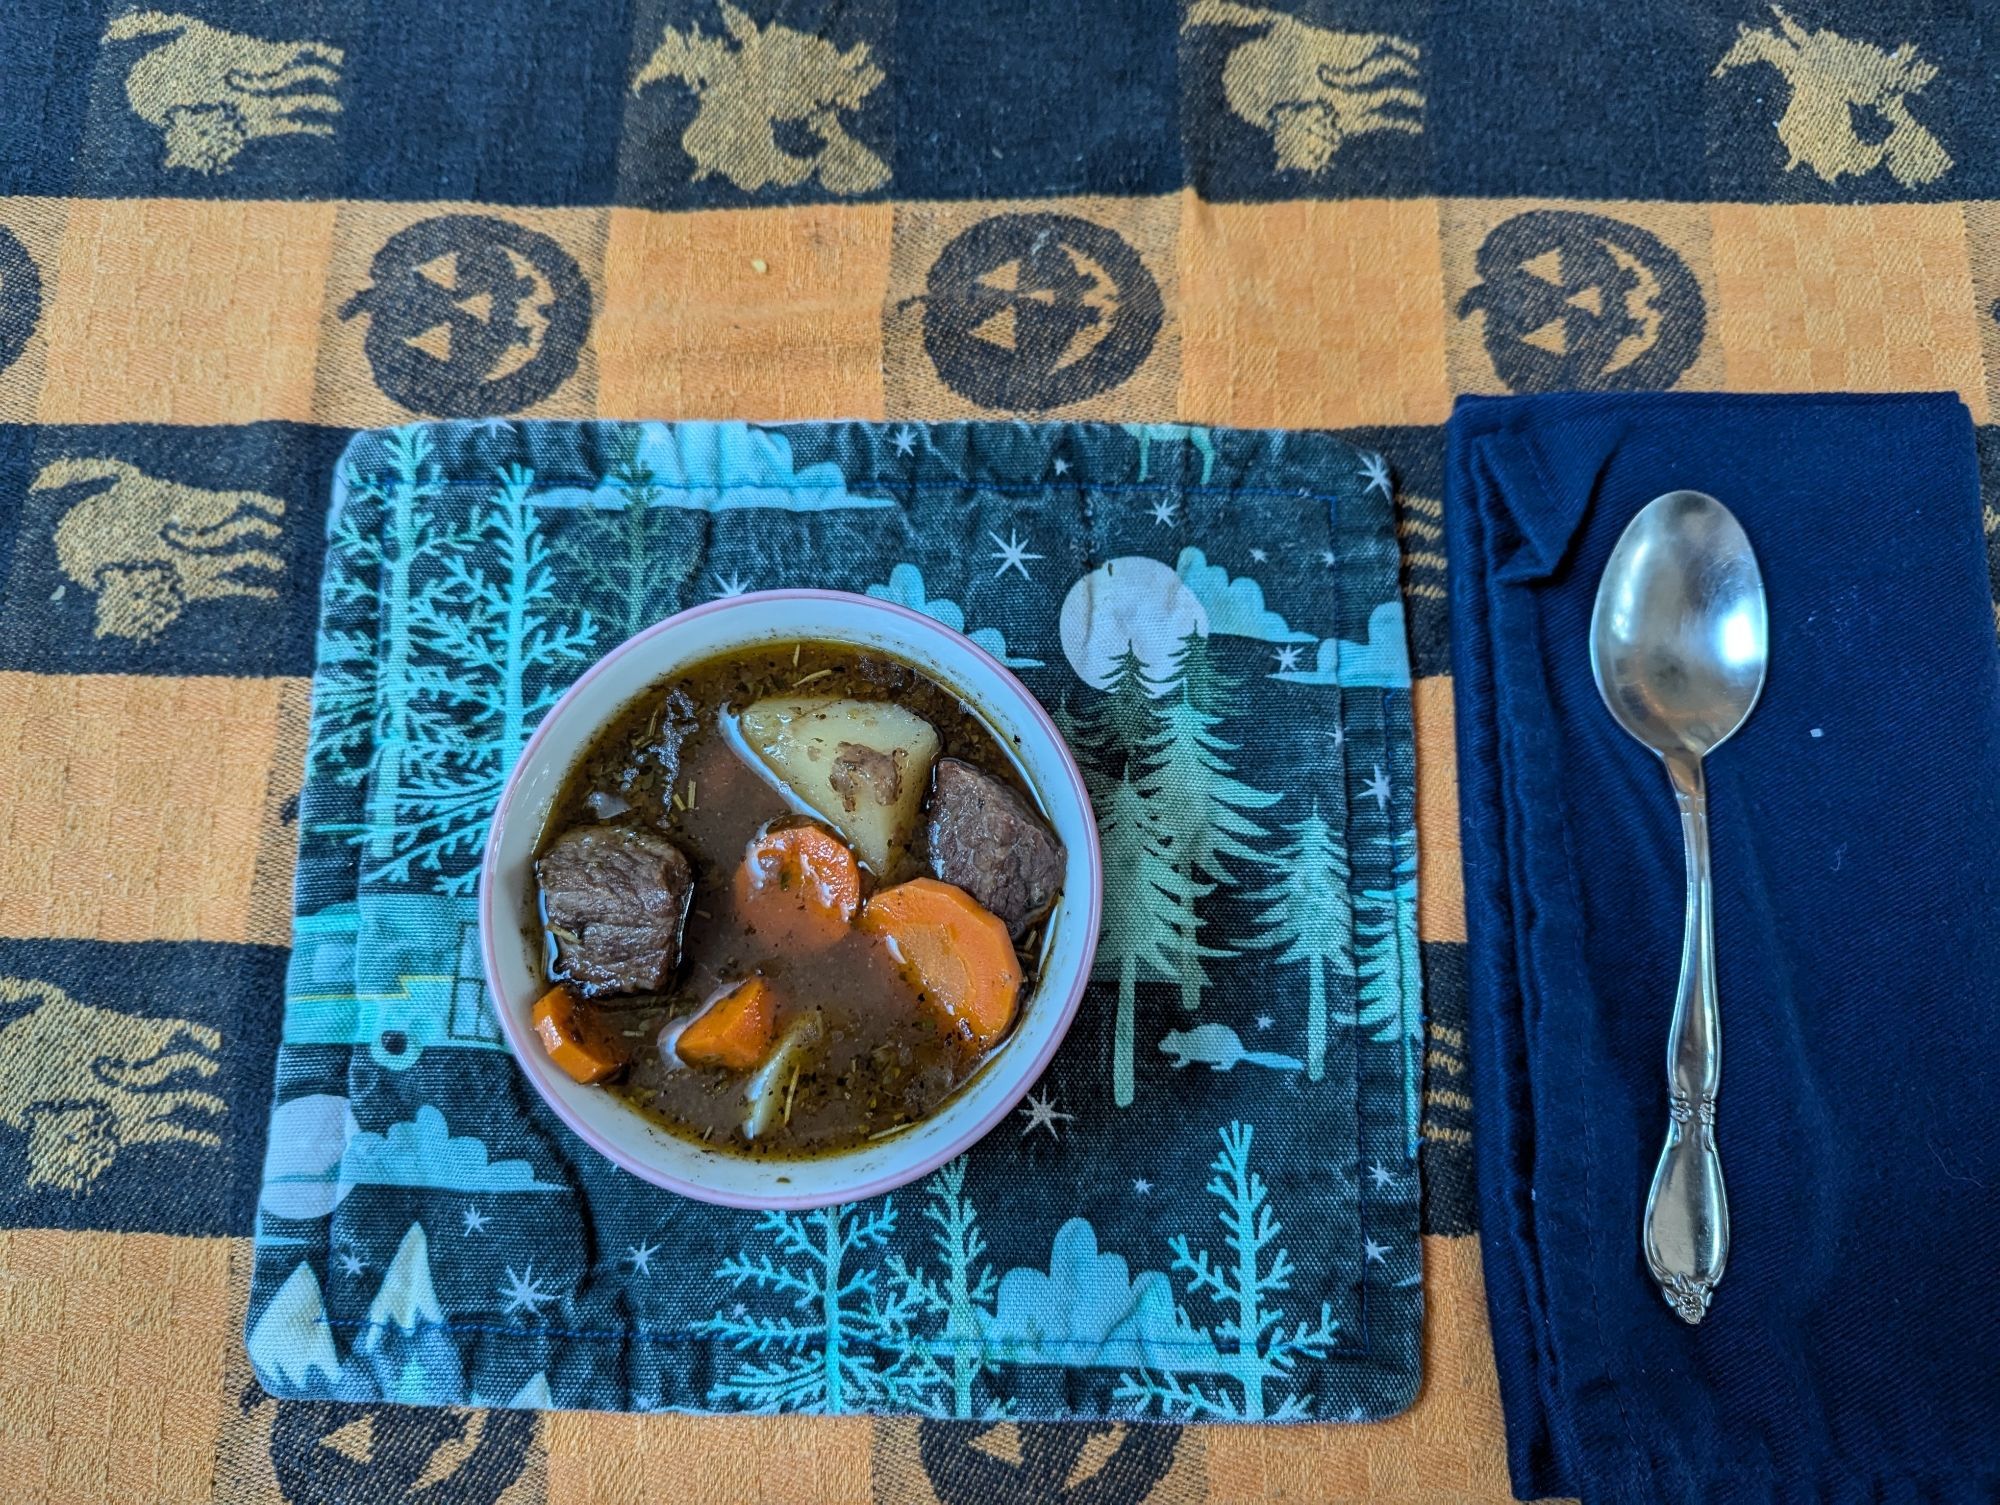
[
  {"left": 342, "top": 1104, "right": 561, "bottom": 1194},
  {"left": 866, "top": 563, "right": 1043, "bottom": 666},
  {"left": 1175, "top": 548, "right": 1313, "bottom": 642},
  {"left": 534, "top": 424, "right": 894, "bottom": 512},
  {"left": 260, "top": 1099, "right": 558, "bottom": 1220},
  {"left": 984, "top": 1218, "right": 1221, "bottom": 1372},
  {"left": 1271, "top": 600, "right": 1411, "bottom": 687}
]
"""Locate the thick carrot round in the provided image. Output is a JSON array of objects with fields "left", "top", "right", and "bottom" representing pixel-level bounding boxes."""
[
  {"left": 677, "top": 976, "right": 778, "bottom": 1071},
  {"left": 734, "top": 823, "right": 863, "bottom": 949},
  {"left": 531, "top": 984, "right": 626, "bottom": 1084},
  {"left": 859, "top": 878, "right": 1021, "bottom": 1049}
]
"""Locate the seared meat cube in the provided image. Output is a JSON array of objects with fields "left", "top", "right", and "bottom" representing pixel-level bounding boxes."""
[
  {"left": 922, "top": 758, "right": 1065, "bottom": 938},
  {"left": 537, "top": 825, "right": 693, "bottom": 995}
]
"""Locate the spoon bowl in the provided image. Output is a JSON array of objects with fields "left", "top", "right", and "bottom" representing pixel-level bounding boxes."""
[{"left": 1591, "top": 490, "right": 1768, "bottom": 759}]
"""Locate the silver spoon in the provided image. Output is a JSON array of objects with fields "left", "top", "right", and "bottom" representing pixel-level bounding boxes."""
[{"left": 1590, "top": 490, "right": 1767, "bottom": 1325}]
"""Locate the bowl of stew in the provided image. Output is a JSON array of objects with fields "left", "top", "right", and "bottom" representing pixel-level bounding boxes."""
[{"left": 479, "top": 589, "right": 1101, "bottom": 1209}]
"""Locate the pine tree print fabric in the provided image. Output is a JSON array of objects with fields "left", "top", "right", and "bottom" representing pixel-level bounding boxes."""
[{"left": 246, "top": 418, "right": 1422, "bottom": 1421}]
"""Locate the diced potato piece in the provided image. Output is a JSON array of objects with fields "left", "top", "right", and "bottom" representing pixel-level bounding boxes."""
[
  {"left": 741, "top": 1010, "right": 826, "bottom": 1140},
  {"left": 732, "top": 697, "right": 940, "bottom": 873}
]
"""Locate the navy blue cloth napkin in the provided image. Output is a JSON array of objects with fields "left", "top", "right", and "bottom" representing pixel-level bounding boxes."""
[{"left": 1446, "top": 392, "right": 2000, "bottom": 1505}]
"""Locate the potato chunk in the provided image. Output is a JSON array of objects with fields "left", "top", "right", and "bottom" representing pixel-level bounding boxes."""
[
  {"left": 732, "top": 697, "right": 940, "bottom": 873},
  {"left": 741, "top": 1011, "right": 826, "bottom": 1140}
]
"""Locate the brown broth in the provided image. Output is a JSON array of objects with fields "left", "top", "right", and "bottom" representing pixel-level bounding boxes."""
[{"left": 533, "top": 640, "right": 1046, "bottom": 1159}]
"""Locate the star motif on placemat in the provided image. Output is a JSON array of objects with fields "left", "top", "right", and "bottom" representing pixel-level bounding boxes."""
[
  {"left": 1363, "top": 764, "right": 1392, "bottom": 811},
  {"left": 1018, "top": 1088, "right": 1074, "bottom": 1139},
  {"left": 1367, "top": 1160, "right": 1396, "bottom": 1189},
  {"left": 499, "top": 1264, "right": 557, "bottom": 1317},
  {"left": 1273, "top": 644, "right": 1302, "bottom": 673},
  {"left": 462, "top": 1205, "right": 490, "bottom": 1235},
  {"left": 624, "top": 1240, "right": 661, "bottom": 1276},
  {"left": 1361, "top": 452, "right": 1391, "bottom": 496},
  {"left": 1363, "top": 1238, "right": 1389, "bottom": 1265},
  {"left": 1149, "top": 497, "right": 1178, "bottom": 527},
  {"left": 988, "top": 528, "right": 1043, "bottom": 582},
  {"left": 893, "top": 426, "right": 917, "bottom": 457},
  {"left": 335, "top": 1250, "right": 367, "bottom": 1277}
]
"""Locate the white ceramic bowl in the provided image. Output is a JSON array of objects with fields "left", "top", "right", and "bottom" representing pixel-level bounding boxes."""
[{"left": 479, "top": 589, "right": 1102, "bottom": 1209}]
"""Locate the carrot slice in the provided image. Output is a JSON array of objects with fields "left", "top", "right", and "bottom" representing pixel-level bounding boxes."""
[
  {"left": 859, "top": 878, "right": 1021, "bottom": 1049},
  {"left": 531, "top": 984, "right": 626, "bottom": 1084},
  {"left": 677, "top": 976, "right": 778, "bottom": 1071},
  {"left": 734, "top": 823, "right": 863, "bottom": 950}
]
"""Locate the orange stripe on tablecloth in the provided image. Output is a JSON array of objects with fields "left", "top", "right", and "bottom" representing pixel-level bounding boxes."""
[
  {"left": 1179, "top": 196, "right": 1451, "bottom": 429},
  {"left": 8, "top": 194, "right": 1998, "bottom": 428},
  {"left": 0, "top": 1229, "right": 239, "bottom": 1505},
  {"left": 0, "top": 1230, "right": 1517, "bottom": 1505},
  {"left": 598, "top": 204, "right": 893, "bottom": 422},
  {"left": 1710, "top": 202, "right": 1989, "bottom": 422},
  {"left": 545, "top": 1410, "right": 872, "bottom": 1505},
  {"left": 0, "top": 672, "right": 289, "bottom": 946},
  {"left": 35, "top": 199, "right": 336, "bottom": 427},
  {"left": 1414, "top": 675, "right": 1464, "bottom": 945}
]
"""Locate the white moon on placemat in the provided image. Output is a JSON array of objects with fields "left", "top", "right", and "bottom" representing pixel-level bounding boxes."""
[
  {"left": 1058, "top": 556, "right": 1209, "bottom": 691},
  {"left": 259, "top": 1094, "right": 360, "bottom": 1220}
]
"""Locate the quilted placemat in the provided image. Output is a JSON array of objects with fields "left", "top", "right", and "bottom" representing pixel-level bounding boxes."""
[{"left": 242, "top": 417, "right": 1420, "bottom": 1420}]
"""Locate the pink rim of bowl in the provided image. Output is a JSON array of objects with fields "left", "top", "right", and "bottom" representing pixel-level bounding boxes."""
[{"left": 478, "top": 589, "right": 1103, "bottom": 1210}]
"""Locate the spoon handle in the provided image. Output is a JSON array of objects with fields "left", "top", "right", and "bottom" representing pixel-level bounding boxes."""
[{"left": 1646, "top": 751, "right": 1730, "bottom": 1324}]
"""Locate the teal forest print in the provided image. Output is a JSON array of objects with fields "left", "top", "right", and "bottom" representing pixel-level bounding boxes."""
[
  {"left": 1245, "top": 804, "right": 1353, "bottom": 1082},
  {"left": 248, "top": 418, "right": 1422, "bottom": 1421},
  {"left": 695, "top": 1124, "right": 1334, "bottom": 1419},
  {"left": 697, "top": 1199, "right": 937, "bottom": 1413},
  {"left": 1115, "top": 1123, "right": 1339, "bottom": 1421}
]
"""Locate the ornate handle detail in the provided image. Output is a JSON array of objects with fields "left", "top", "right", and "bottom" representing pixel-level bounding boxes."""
[{"left": 1646, "top": 752, "right": 1728, "bottom": 1324}]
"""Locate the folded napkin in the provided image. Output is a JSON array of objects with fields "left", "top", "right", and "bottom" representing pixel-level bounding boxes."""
[
  {"left": 245, "top": 418, "right": 1424, "bottom": 1420},
  {"left": 1447, "top": 392, "right": 2000, "bottom": 1504}
]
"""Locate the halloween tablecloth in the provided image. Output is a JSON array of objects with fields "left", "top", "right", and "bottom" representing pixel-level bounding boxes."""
[{"left": 1, "top": 0, "right": 1997, "bottom": 1500}]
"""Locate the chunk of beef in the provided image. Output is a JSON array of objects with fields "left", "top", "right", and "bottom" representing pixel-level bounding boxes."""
[
  {"left": 537, "top": 825, "right": 693, "bottom": 995},
  {"left": 923, "top": 759, "right": 1065, "bottom": 938}
]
